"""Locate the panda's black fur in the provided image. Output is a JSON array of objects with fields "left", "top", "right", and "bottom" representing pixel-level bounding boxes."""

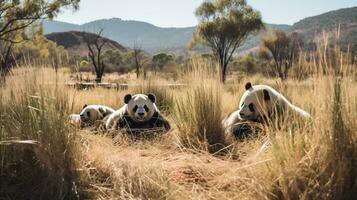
[
  {"left": 105, "top": 93, "right": 171, "bottom": 134},
  {"left": 232, "top": 122, "right": 262, "bottom": 140},
  {"left": 117, "top": 110, "right": 171, "bottom": 131}
]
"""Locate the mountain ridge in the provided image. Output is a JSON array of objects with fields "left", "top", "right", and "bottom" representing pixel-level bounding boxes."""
[
  {"left": 43, "top": 6, "right": 357, "bottom": 54},
  {"left": 43, "top": 19, "right": 289, "bottom": 54}
]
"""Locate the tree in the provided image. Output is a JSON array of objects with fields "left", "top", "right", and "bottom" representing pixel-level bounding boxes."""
[
  {"left": 13, "top": 27, "right": 68, "bottom": 66},
  {"left": 103, "top": 49, "right": 123, "bottom": 67},
  {"left": 235, "top": 54, "right": 259, "bottom": 74},
  {"left": 103, "top": 49, "right": 125, "bottom": 73},
  {"left": 84, "top": 30, "right": 108, "bottom": 83},
  {"left": 133, "top": 42, "right": 148, "bottom": 79},
  {"left": 192, "top": 0, "right": 263, "bottom": 83},
  {"left": 261, "top": 31, "right": 303, "bottom": 80},
  {"left": 0, "top": 33, "right": 15, "bottom": 77},
  {"left": 152, "top": 53, "right": 172, "bottom": 73},
  {"left": 0, "top": 0, "right": 79, "bottom": 76}
]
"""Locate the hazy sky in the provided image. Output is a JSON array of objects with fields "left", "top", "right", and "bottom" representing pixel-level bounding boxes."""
[{"left": 56, "top": 0, "right": 357, "bottom": 27}]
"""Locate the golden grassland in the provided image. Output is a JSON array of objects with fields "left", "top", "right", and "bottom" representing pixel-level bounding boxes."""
[{"left": 0, "top": 51, "right": 356, "bottom": 200}]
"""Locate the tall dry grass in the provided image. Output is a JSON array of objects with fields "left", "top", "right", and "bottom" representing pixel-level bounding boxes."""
[
  {"left": 252, "top": 76, "right": 357, "bottom": 200},
  {"left": 172, "top": 59, "right": 226, "bottom": 153},
  {"left": 0, "top": 68, "right": 78, "bottom": 199},
  {"left": 0, "top": 38, "right": 356, "bottom": 200}
]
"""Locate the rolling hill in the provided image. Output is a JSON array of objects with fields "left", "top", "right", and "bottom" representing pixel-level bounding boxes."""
[
  {"left": 43, "top": 18, "right": 195, "bottom": 54},
  {"left": 43, "top": 6, "right": 357, "bottom": 54},
  {"left": 291, "top": 7, "right": 357, "bottom": 53},
  {"left": 45, "top": 31, "right": 128, "bottom": 57},
  {"left": 292, "top": 7, "right": 357, "bottom": 31}
]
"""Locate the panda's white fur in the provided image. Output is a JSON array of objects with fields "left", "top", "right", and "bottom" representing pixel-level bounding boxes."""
[
  {"left": 223, "top": 82, "right": 310, "bottom": 130},
  {"left": 105, "top": 94, "right": 159, "bottom": 130},
  {"left": 79, "top": 105, "right": 115, "bottom": 125},
  {"left": 69, "top": 114, "right": 81, "bottom": 126}
]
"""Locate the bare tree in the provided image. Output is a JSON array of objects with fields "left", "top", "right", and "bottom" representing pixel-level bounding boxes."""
[
  {"left": 84, "top": 29, "right": 107, "bottom": 83},
  {"left": 133, "top": 42, "right": 146, "bottom": 79}
]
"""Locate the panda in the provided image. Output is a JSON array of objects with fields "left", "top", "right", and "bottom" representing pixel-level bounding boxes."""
[
  {"left": 223, "top": 82, "right": 310, "bottom": 131},
  {"left": 69, "top": 114, "right": 81, "bottom": 126},
  {"left": 105, "top": 93, "right": 171, "bottom": 133},
  {"left": 79, "top": 104, "right": 115, "bottom": 126},
  {"left": 223, "top": 82, "right": 311, "bottom": 159}
]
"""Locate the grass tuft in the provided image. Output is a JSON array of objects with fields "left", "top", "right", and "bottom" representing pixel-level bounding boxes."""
[
  {"left": 0, "top": 70, "right": 78, "bottom": 200},
  {"left": 173, "top": 60, "right": 226, "bottom": 153}
]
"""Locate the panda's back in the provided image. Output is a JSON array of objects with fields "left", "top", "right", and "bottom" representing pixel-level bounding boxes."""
[
  {"left": 98, "top": 105, "right": 116, "bottom": 113},
  {"left": 255, "top": 85, "right": 310, "bottom": 118}
]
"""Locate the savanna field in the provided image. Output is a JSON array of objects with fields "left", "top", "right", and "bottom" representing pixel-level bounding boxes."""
[
  {"left": 2, "top": 0, "right": 357, "bottom": 199},
  {"left": 1, "top": 48, "right": 356, "bottom": 200}
]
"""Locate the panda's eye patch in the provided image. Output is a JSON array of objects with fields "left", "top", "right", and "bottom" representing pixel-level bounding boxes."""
[
  {"left": 133, "top": 105, "right": 138, "bottom": 112},
  {"left": 144, "top": 105, "right": 149, "bottom": 112},
  {"left": 87, "top": 111, "right": 91, "bottom": 117},
  {"left": 248, "top": 103, "right": 255, "bottom": 112}
]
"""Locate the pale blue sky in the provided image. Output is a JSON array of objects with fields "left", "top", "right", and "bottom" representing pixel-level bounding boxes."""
[{"left": 57, "top": 0, "right": 357, "bottom": 27}]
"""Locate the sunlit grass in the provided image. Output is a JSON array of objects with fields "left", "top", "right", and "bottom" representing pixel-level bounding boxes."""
[
  {"left": 0, "top": 43, "right": 356, "bottom": 199},
  {"left": 0, "top": 69, "right": 78, "bottom": 199}
]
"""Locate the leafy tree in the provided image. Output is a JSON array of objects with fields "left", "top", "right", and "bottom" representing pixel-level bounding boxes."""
[
  {"left": 235, "top": 54, "right": 258, "bottom": 74},
  {"left": 152, "top": 53, "right": 172, "bottom": 73},
  {"left": 102, "top": 49, "right": 134, "bottom": 74},
  {"left": 261, "top": 31, "right": 303, "bottom": 80},
  {"left": 174, "top": 55, "right": 184, "bottom": 65},
  {"left": 14, "top": 27, "right": 67, "bottom": 66},
  {"left": 0, "top": 0, "right": 80, "bottom": 76},
  {"left": 103, "top": 49, "right": 123, "bottom": 67},
  {"left": 192, "top": 0, "right": 263, "bottom": 83}
]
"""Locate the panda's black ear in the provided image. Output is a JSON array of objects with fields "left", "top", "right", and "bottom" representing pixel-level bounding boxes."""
[
  {"left": 245, "top": 82, "right": 252, "bottom": 90},
  {"left": 263, "top": 89, "right": 270, "bottom": 101},
  {"left": 124, "top": 94, "right": 132, "bottom": 104},
  {"left": 83, "top": 104, "right": 88, "bottom": 109},
  {"left": 148, "top": 93, "right": 156, "bottom": 103},
  {"left": 98, "top": 107, "right": 105, "bottom": 114}
]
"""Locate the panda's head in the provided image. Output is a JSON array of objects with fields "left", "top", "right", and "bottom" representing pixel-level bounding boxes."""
[
  {"left": 124, "top": 93, "right": 157, "bottom": 122},
  {"left": 238, "top": 82, "right": 272, "bottom": 121},
  {"left": 79, "top": 105, "right": 106, "bottom": 123}
]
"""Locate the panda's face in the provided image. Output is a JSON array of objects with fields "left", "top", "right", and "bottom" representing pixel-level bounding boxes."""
[
  {"left": 125, "top": 94, "right": 156, "bottom": 122},
  {"left": 238, "top": 82, "right": 271, "bottom": 121},
  {"left": 79, "top": 105, "right": 101, "bottom": 123}
]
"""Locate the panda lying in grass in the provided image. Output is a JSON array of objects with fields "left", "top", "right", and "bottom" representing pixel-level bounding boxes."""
[
  {"left": 69, "top": 105, "right": 115, "bottom": 127},
  {"left": 223, "top": 82, "right": 311, "bottom": 158},
  {"left": 105, "top": 93, "right": 171, "bottom": 134},
  {"left": 223, "top": 82, "right": 310, "bottom": 131}
]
